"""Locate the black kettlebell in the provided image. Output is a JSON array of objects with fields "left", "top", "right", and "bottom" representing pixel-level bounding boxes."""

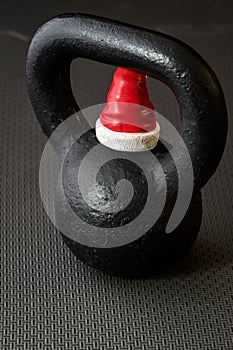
[{"left": 27, "top": 14, "right": 227, "bottom": 277}]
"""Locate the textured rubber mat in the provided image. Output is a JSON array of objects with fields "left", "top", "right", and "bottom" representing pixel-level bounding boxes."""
[{"left": 0, "top": 25, "right": 233, "bottom": 349}]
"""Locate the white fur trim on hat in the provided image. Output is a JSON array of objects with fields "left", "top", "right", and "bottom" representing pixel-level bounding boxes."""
[{"left": 95, "top": 118, "right": 160, "bottom": 152}]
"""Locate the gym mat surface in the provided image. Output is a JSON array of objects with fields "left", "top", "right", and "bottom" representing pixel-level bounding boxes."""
[{"left": 0, "top": 2, "right": 232, "bottom": 349}]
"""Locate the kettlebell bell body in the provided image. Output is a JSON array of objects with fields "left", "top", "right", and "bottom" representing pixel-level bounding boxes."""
[{"left": 27, "top": 14, "right": 227, "bottom": 277}]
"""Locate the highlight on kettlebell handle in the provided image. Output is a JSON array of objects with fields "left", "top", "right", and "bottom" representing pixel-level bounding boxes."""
[{"left": 27, "top": 13, "right": 227, "bottom": 191}]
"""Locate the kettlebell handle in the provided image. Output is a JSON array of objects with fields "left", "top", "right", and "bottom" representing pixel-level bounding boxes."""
[{"left": 27, "top": 13, "right": 227, "bottom": 190}]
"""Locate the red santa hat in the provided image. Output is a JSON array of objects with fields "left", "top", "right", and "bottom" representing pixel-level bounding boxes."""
[{"left": 96, "top": 67, "right": 160, "bottom": 152}]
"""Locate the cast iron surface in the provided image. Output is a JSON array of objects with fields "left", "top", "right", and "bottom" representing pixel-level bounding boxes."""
[
  {"left": 59, "top": 130, "right": 202, "bottom": 276},
  {"left": 26, "top": 14, "right": 227, "bottom": 276}
]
